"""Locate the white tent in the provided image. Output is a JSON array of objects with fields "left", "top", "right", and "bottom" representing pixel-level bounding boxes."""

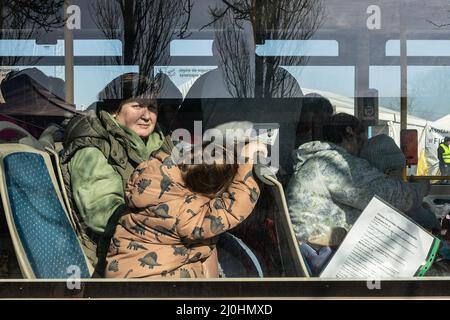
[{"left": 433, "top": 114, "right": 450, "bottom": 131}]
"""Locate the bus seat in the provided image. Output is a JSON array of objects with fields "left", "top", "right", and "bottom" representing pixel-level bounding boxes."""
[
  {"left": 43, "top": 146, "right": 73, "bottom": 217},
  {"left": 254, "top": 164, "right": 310, "bottom": 277},
  {"left": 0, "top": 121, "right": 72, "bottom": 216},
  {"left": 216, "top": 232, "right": 263, "bottom": 278},
  {"left": 0, "top": 143, "right": 93, "bottom": 278}
]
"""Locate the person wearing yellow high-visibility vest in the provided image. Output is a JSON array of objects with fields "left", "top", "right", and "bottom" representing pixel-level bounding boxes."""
[{"left": 438, "top": 136, "right": 450, "bottom": 182}]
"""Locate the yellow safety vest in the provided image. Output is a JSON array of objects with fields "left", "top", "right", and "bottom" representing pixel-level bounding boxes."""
[{"left": 440, "top": 143, "right": 450, "bottom": 164}]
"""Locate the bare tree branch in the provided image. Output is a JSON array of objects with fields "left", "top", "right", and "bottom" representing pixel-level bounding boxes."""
[
  {"left": 90, "top": 0, "right": 192, "bottom": 96},
  {"left": 3, "top": 0, "right": 64, "bottom": 32},
  {"left": 176, "top": 0, "right": 193, "bottom": 39},
  {"left": 204, "top": 0, "right": 324, "bottom": 98},
  {"left": 426, "top": 19, "right": 450, "bottom": 28},
  {"left": 0, "top": 1, "right": 64, "bottom": 66},
  {"left": 199, "top": 6, "right": 232, "bottom": 31}
]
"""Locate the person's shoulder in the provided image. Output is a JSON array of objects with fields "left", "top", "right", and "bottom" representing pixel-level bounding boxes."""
[
  {"left": 65, "top": 113, "right": 106, "bottom": 142},
  {"left": 62, "top": 116, "right": 110, "bottom": 161}
]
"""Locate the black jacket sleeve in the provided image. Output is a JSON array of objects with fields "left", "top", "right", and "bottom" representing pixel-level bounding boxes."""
[
  {"left": 438, "top": 146, "right": 445, "bottom": 164},
  {"left": 93, "top": 204, "right": 128, "bottom": 278}
]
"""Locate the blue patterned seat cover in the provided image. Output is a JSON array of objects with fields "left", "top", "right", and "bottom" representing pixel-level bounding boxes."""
[{"left": 4, "top": 152, "right": 90, "bottom": 278}]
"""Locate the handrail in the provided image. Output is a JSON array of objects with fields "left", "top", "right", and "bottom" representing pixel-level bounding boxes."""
[{"left": 408, "top": 176, "right": 450, "bottom": 181}]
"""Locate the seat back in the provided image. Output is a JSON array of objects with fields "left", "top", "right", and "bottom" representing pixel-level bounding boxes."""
[
  {"left": 256, "top": 167, "right": 309, "bottom": 277},
  {"left": 1, "top": 121, "right": 76, "bottom": 229},
  {"left": 217, "top": 232, "right": 263, "bottom": 278},
  {"left": 44, "top": 147, "right": 73, "bottom": 216},
  {"left": 0, "top": 143, "right": 92, "bottom": 278}
]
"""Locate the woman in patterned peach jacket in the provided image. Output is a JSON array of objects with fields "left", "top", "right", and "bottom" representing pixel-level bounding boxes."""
[{"left": 105, "top": 142, "right": 263, "bottom": 278}]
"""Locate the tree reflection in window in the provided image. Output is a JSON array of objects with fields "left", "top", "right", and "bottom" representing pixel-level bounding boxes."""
[{"left": 200, "top": 0, "right": 325, "bottom": 98}]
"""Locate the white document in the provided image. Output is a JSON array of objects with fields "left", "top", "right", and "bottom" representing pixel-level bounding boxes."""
[{"left": 320, "top": 196, "right": 439, "bottom": 279}]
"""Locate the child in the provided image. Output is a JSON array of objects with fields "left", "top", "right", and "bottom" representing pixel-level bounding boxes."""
[
  {"left": 104, "top": 141, "right": 265, "bottom": 278},
  {"left": 360, "top": 134, "right": 440, "bottom": 230}
]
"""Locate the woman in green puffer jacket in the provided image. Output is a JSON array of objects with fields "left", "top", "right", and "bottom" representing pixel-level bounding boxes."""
[{"left": 61, "top": 73, "right": 174, "bottom": 270}]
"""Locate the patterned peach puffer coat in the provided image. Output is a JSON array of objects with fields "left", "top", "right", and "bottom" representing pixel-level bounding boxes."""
[{"left": 105, "top": 151, "right": 260, "bottom": 278}]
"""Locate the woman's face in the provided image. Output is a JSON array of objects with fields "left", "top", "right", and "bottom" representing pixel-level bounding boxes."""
[{"left": 113, "top": 101, "right": 158, "bottom": 138}]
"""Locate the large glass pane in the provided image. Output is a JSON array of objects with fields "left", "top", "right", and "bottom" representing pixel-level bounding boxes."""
[{"left": 1, "top": 0, "right": 450, "bottom": 296}]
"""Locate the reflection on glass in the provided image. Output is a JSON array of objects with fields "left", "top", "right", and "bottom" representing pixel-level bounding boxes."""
[
  {"left": 0, "top": 40, "right": 122, "bottom": 56},
  {"left": 91, "top": 0, "right": 192, "bottom": 82},
  {"left": 75, "top": 66, "right": 139, "bottom": 110},
  {"left": 170, "top": 40, "right": 214, "bottom": 56},
  {"left": 370, "top": 66, "right": 400, "bottom": 112},
  {"left": 0, "top": 65, "right": 139, "bottom": 110},
  {"left": 387, "top": 40, "right": 450, "bottom": 56},
  {"left": 409, "top": 66, "right": 450, "bottom": 121},
  {"left": 192, "top": 0, "right": 325, "bottom": 98},
  {"left": 0, "top": 1, "right": 64, "bottom": 66},
  {"left": 256, "top": 40, "right": 339, "bottom": 57},
  {"left": 283, "top": 66, "right": 354, "bottom": 99},
  {"left": 154, "top": 65, "right": 217, "bottom": 99}
]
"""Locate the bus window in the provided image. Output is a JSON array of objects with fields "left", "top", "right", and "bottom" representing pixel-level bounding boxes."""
[{"left": 2, "top": 0, "right": 450, "bottom": 298}]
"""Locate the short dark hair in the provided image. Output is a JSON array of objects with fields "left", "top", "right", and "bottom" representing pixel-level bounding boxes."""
[
  {"left": 323, "top": 113, "right": 365, "bottom": 144},
  {"left": 444, "top": 136, "right": 450, "bottom": 143},
  {"left": 301, "top": 93, "right": 334, "bottom": 116}
]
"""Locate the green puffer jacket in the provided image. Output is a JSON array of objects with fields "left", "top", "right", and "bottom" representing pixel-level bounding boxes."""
[{"left": 61, "top": 110, "right": 171, "bottom": 239}]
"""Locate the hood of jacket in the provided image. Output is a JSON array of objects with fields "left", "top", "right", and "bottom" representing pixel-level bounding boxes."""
[
  {"left": 62, "top": 111, "right": 163, "bottom": 164},
  {"left": 292, "top": 141, "right": 348, "bottom": 172}
]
